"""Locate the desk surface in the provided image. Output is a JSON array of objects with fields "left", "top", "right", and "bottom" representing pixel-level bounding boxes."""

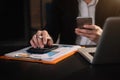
[{"left": 0, "top": 46, "right": 120, "bottom": 80}]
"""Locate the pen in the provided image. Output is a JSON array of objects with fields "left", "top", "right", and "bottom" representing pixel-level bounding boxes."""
[{"left": 38, "top": 36, "right": 51, "bottom": 39}]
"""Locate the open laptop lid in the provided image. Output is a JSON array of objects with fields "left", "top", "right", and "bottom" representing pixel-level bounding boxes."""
[{"left": 92, "top": 17, "right": 120, "bottom": 64}]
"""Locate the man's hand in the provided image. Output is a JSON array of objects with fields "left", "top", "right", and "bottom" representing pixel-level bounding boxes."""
[
  {"left": 30, "top": 30, "right": 53, "bottom": 48},
  {"left": 75, "top": 24, "right": 103, "bottom": 43}
]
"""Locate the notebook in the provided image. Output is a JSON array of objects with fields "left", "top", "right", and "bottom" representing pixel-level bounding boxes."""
[{"left": 78, "top": 17, "right": 120, "bottom": 64}]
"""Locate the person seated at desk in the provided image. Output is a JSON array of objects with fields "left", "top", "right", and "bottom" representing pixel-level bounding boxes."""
[{"left": 30, "top": 0, "right": 120, "bottom": 48}]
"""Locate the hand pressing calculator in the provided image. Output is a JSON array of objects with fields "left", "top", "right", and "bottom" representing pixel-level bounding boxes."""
[{"left": 26, "top": 45, "right": 58, "bottom": 54}]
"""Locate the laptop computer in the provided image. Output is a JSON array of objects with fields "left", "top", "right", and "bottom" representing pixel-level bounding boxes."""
[{"left": 78, "top": 17, "right": 120, "bottom": 64}]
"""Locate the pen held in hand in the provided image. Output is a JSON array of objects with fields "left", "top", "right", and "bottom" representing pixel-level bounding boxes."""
[{"left": 38, "top": 36, "right": 51, "bottom": 40}]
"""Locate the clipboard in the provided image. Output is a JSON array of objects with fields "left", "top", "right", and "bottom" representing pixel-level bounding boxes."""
[{"left": 0, "top": 44, "right": 80, "bottom": 64}]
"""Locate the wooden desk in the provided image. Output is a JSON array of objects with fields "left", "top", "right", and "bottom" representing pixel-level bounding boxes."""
[{"left": 0, "top": 46, "right": 120, "bottom": 80}]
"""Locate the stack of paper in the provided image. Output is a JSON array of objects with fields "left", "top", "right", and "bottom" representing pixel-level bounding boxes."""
[{"left": 0, "top": 44, "right": 81, "bottom": 64}]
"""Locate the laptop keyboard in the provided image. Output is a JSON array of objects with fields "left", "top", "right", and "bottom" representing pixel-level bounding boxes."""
[
  {"left": 89, "top": 52, "right": 95, "bottom": 56},
  {"left": 78, "top": 47, "right": 96, "bottom": 56}
]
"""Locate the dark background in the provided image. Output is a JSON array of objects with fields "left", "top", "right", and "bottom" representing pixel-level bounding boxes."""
[{"left": 0, "top": 0, "right": 31, "bottom": 47}]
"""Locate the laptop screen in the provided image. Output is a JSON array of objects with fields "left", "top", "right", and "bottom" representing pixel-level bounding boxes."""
[{"left": 93, "top": 17, "right": 120, "bottom": 64}]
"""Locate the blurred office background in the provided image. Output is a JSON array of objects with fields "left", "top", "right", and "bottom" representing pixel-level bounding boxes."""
[{"left": 0, "top": 0, "right": 52, "bottom": 47}]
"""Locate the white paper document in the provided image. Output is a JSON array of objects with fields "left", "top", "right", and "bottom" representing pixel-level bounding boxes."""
[{"left": 5, "top": 44, "right": 81, "bottom": 62}]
